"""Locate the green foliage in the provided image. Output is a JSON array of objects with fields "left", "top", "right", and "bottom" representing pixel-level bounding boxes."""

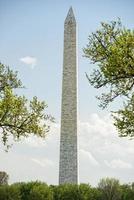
[
  {"left": 121, "top": 184, "right": 134, "bottom": 200},
  {"left": 15, "top": 181, "right": 53, "bottom": 200},
  {"left": 51, "top": 183, "right": 102, "bottom": 200},
  {"left": 28, "top": 183, "right": 53, "bottom": 200},
  {"left": 0, "top": 180, "right": 134, "bottom": 200},
  {"left": 113, "top": 95, "right": 134, "bottom": 137},
  {"left": 0, "top": 171, "right": 9, "bottom": 185},
  {"left": 79, "top": 184, "right": 102, "bottom": 200},
  {"left": 83, "top": 20, "right": 134, "bottom": 138},
  {"left": 98, "top": 177, "right": 121, "bottom": 200},
  {"left": 0, "top": 62, "right": 54, "bottom": 149},
  {"left": 78, "top": 184, "right": 93, "bottom": 200},
  {"left": 51, "top": 184, "right": 79, "bottom": 200},
  {"left": 0, "top": 63, "right": 22, "bottom": 91},
  {"left": 0, "top": 184, "right": 21, "bottom": 200},
  {"left": 15, "top": 181, "right": 42, "bottom": 200}
]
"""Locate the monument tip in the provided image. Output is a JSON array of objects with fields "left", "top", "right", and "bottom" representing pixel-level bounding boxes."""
[
  {"left": 69, "top": 6, "right": 73, "bottom": 13},
  {"left": 65, "top": 6, "right": 76, "bottom": 24}
]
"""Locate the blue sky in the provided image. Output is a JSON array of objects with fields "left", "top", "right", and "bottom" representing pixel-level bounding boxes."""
[{"left": 0, "top": 0, "right": 134, "bottom": 185}]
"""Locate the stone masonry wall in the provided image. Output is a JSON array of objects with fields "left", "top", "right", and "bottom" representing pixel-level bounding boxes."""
[{"left": 59, "top": 7, "right": 78, "bottom": 184}]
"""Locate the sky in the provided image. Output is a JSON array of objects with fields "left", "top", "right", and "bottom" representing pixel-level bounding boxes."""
[{"left": 0, "top": 0, "right": 134, "bottom": 186}]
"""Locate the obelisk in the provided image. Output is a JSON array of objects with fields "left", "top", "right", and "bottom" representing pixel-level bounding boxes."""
[{"left": 59, "top": 7, "right": 78, "bottom": 184}]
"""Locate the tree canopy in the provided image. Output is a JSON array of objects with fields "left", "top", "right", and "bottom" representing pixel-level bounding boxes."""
[
  {"left": 0, "top": 179, "right": 134, "bottom": 200},
  {"left": 0, "top": 62, "right": 54, "bottom": 149},
  {"left": 98, "top": 178, "right": 121, "bottom": 200},
  {"left": 83, "top": 19, "right": 134, "bottom": 138},
  {"left": 0, "top": 171, "right": 9, "bottom": 185}
]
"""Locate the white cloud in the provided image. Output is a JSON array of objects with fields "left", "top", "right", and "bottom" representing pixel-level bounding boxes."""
[
  {"left": 22, "top": 123, "right": 60, "bottom": 148},
  {"left": 104, "top": 159, "right": 132, "bottom": 169},
  {"left": 22, "top": 136, "right": 46, "bottom": 148},
  {"left": 0, "top": 113, "right": 134, "bottom": 185},
  {"left": 20, "top": 56, "right": 37, "bottom": 68},
  {"left": 80, "top": 149, "right": 99, "bottom": 166},
  {"left": 31, "top": 158, "right": 54, "bottom": 167}
]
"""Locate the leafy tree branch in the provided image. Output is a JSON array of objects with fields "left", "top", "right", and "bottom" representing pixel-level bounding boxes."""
[
  {"left": 0, "top": 62, "right": 54, "bottom": 149},
  {"left": 84, "top": 19, "right": 134, "bottom": 137}
]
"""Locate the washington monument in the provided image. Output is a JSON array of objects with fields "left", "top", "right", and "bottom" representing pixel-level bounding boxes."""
[{"left": 59, "top": 7, "right": 78, "bottom": 184}]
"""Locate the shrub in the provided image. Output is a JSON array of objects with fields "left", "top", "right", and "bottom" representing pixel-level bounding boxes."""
[
  {"left": 98, "top": 177, "right": 121, "bottom": 200},
  {"left": 79, "top": 184, "right": 102, "bottom": 200},
  {"left": 28, "top": 183, "right": 53, "bottom": 200},
  {"left": 51, "top": 184, "right": 79, "bottom": 200},
  {"left": 0, "top": 185, "right": 21, "bottom": 200},
  {"left": 121, "top": 184, "right": 134, "bottom": 200}
]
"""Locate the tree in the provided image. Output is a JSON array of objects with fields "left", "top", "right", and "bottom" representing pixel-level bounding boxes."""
[
  {"left": 0, "top": 184, "right": 21, "bottom": 200},
  {"left": 83, "top": 20, "right": 134, "bottom": 138},
  {"left": 120, "top": 184, "right": 134, "bottom": 200},
  {"left": 52, "top": 184, "right": 79, "bottom": 200},
  {"left": 79, "top": 184, "right": 102, "bottom": 200},
  {"left": 98, "top": 178, "right": 121, "bottom": 200},
  {"left": 0, "top": 62, "right": 54, "bottom": 149},
  {"left": 28, "top": 183, "right": 53, "bottom": 200},
  {"left": 0, "top": 171, "right": 9, "bottom": 185}
]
